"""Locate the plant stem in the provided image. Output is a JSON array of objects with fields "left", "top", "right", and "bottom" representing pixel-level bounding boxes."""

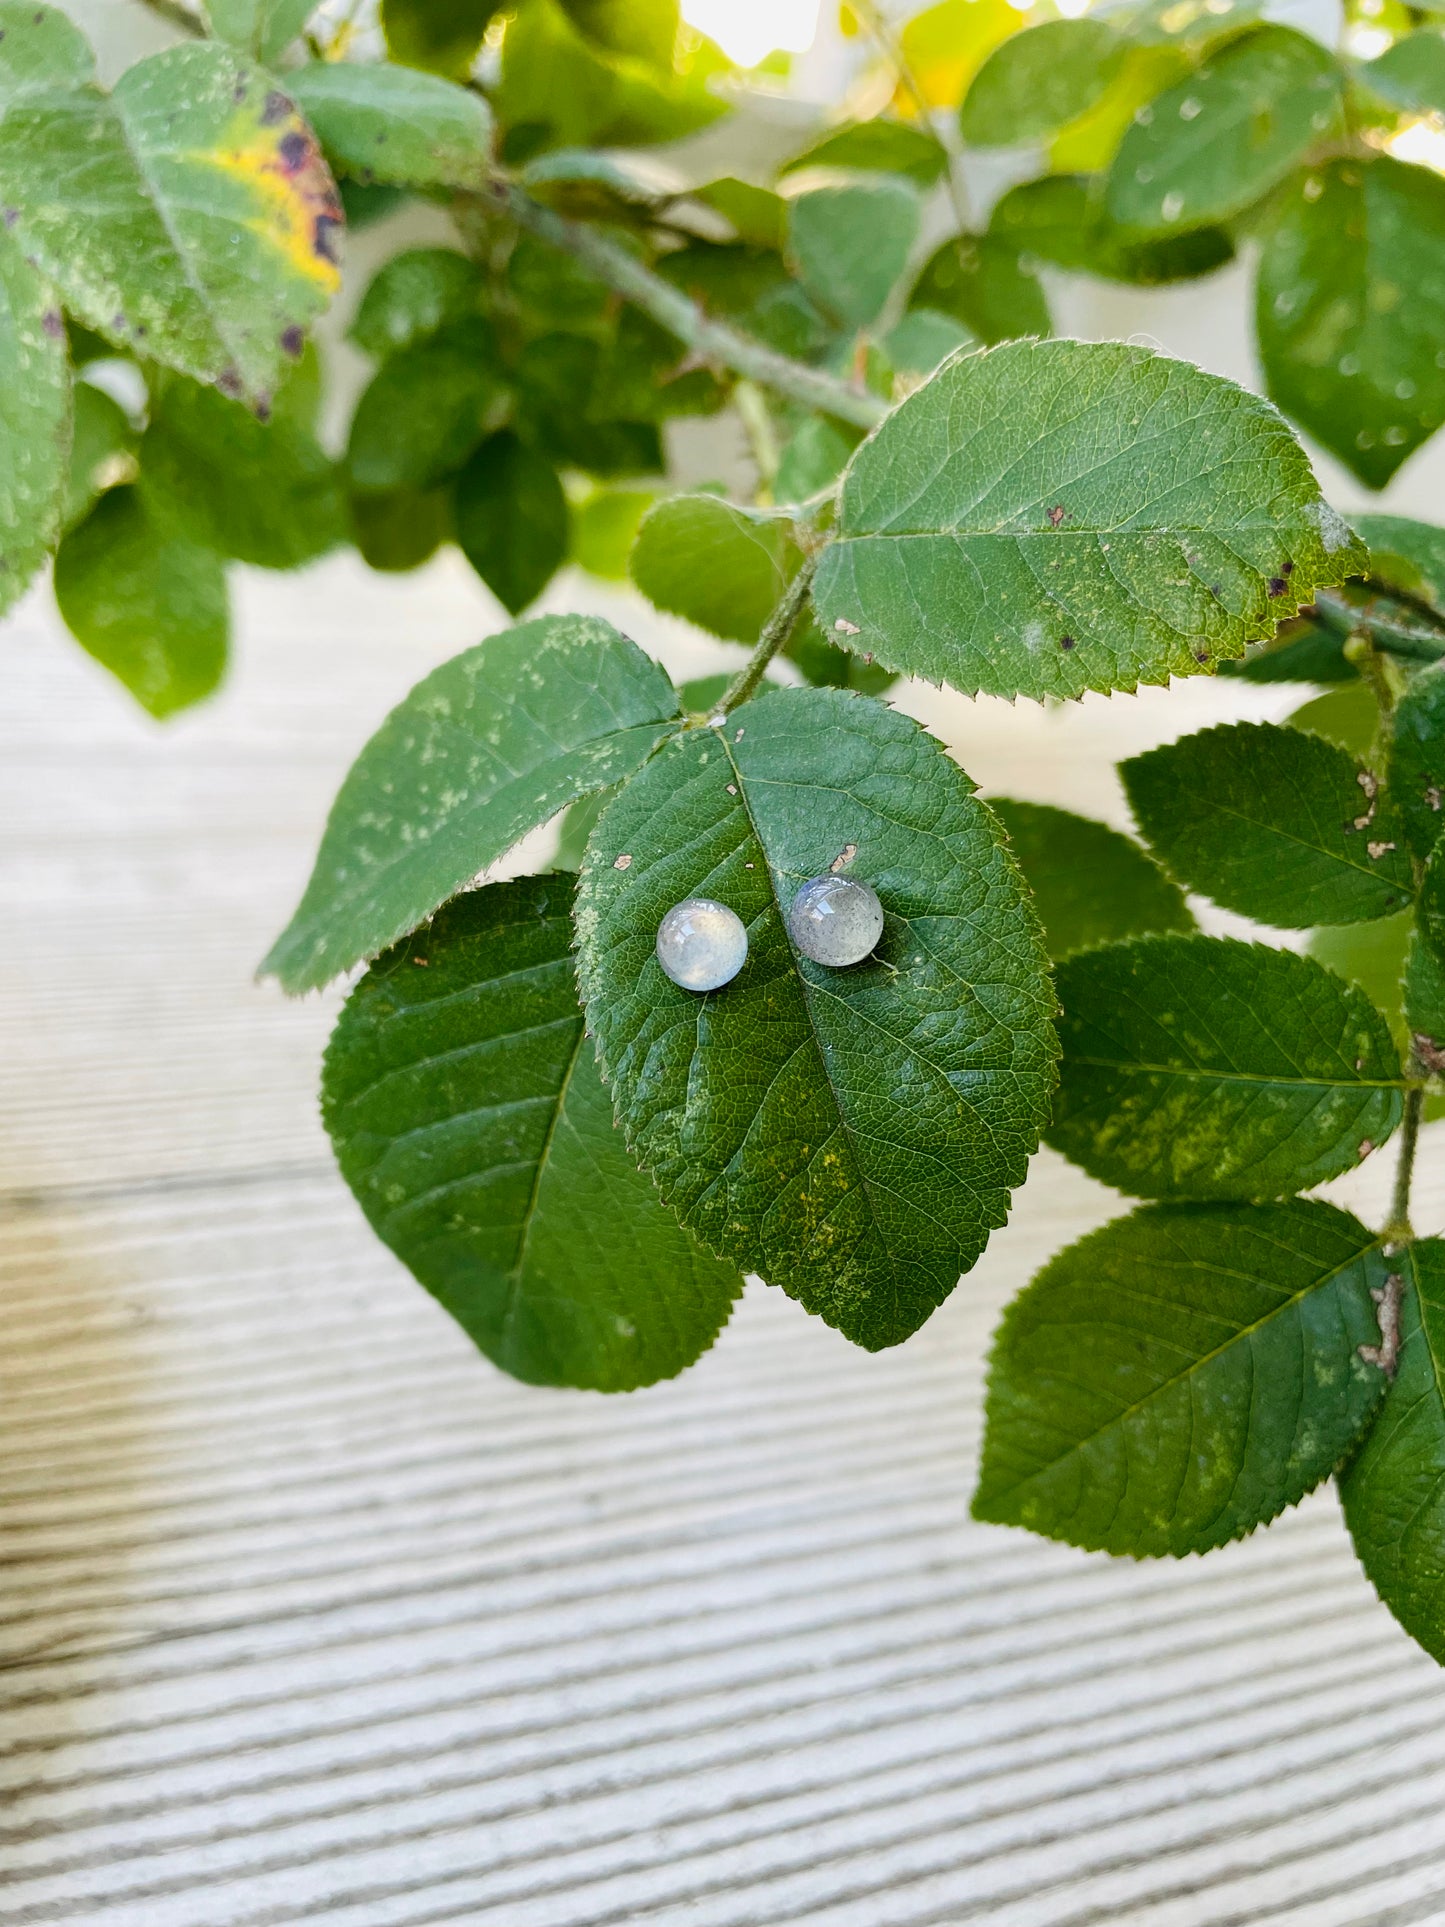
[
  {"left": 481, "top": 181, "right": 888, "bottom": 432},
  {"left": 1313, "top": 586, "right": 1445, "bottom": 666},
  {"left": 1386, "top": 1085, "right": 1424, "bottom": 1244},
  {"left": 135, "top": 0, "right": 205, "bottom": 32},
  {"left": 720, "top": 554, "right": 821, "bottom": 711}
]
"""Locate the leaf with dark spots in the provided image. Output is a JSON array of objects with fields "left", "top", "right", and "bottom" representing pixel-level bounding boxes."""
[
  {"left": 0, "top": 29, "right": 341, "bottom": 400},
  {"left": 810, "top": 339, "right": 1365, "bottom": 701},
  {"left": 575, "top": 686, "right": 1058, "bottom": 1352}
]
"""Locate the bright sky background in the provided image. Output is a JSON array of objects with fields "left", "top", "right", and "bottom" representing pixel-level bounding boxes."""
[{"left": 681, "top": 0, "right": 822, "bottom": 68}]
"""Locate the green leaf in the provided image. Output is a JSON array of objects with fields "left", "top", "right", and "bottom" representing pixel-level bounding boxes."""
[
  {"left": 322, "top": 874, "right": 740, "bottom": 1391},
  {"left": 1404, "top": 924, "right": 1445, "bottom": 1052},
  {"left": 560, "top": 0, "right": 679, "bottom": 68},
  {"left": 348, "top": 248, "right": 486, "bottom": 360},
  {"left": 572, "top": 486, "right": 653, "bottom": 579},
  {"left": 1121, "top": 720, "right": 1413, "bottom": 927},
  {"left": 1047, "top": 935, "right": 1404, "bottom": 1200},
  {"left": 0, "top": 0, "right": 91, "bottom": 97},
  {"left": 337, "top": 177, "right": 407, "bottom": 231},
  {"left": 1414, "top": 841, "right": 1445, "bottom": 986},
  {"left": 203, "top": 0, "right": 318, "bottom": 62},
  {"left": 1311, "top": 911, "right": 1413, "bottom": 1053},
  {"left": 630, "top": 493, "right": 796, "bottom": 642},
  {"left": 1220, "top": 611, "right": 1356, "bottom": 683},
  {"left": 510, "top": 331, "right": 662, "bottom": 478},
  {"left": 1388, "top": 665, "right": 1445, "bottom": 861},
  {"left": 289, "top": 59, "right": 493, "bottom": 190},
  {"left": 1287, "top": 681, "right": 1378, "bottom": 761},
  {"left": 975, "top": 1199, "right": 1391, "bottom": 1556},
  {"left": 64, "top": 379, "right": 136, "bottom": 531},
  {"left": 0, "top": 25, "right": 342, "bottom": 405},
  {"left": 1340, "top": 1240, "right": 1445, "bottom": 1665},
  {"left": 349, "top": 485, "right": 451, "bottom": 572},
  {"left": 495, "top": 0, "right": 724, "bottom": 155},
  {"left": 574, "top": 685, "right": 1057, "bottom": 1351},
  {"left": 774, "top": 416, "right": 860, "bottom": 504},
  {"left": 380, "top": 0, "right": 500, "bottom": 78},
  {"left": 53, "top": 486, "right": 228, "bottom": 719},
  {"left": 961, "top": 19, "right": 1120, "bottom": 147},
  {"left": 782, "top": 624, "right": 896, "bottom": 697},
  {"left": 659, "top": 243, "right": 830, "bottom": 362},
  {"left": 690, "top": 175, "right": 787, "bottom": 249},
  {"left": 989, "top": 798, "right": 1193, "bottom": 960},
  {"left": 908, "top": 233, "right": 1050, "bottom": 345},
  {"left": 781, "top": 119, "right": 946, "bottom": 189},
  {"left": 880, "top": 308, "right": 974, "bottom": 381},
  {"left": 1107, "top": 27, "right": 1342, "bottom": 235},
  {"left": 989, "top": 174, "right": 1233, "bottom": 285},
  {"left": 453, "top": 430, "right": 568, "bottom": 613},
  {"left": 262, "top": 613, "right": 680, "bottom": 993},
  {"left": 1359, "top": 31, "right": 1445, "bottom": 119},
  {"left": 811, "top": 339, "right": 1365, "bottom": 702},
  {"left": 346, "top": 327, "right": 501, "bottom": 493},
  {"left": 1257, "top": 157, "right": 1445, "bottom": 490},
  {"left": 1355, "top": 512, "right": 1445, "bottom": 615},
  {"left": 785, "top": 178, "right": 922, "bottom": 332},
  {"left": 0, "top": 232, "right": 68, "bottom": 615},
  {"left": 140, "top": 372, "right": 345, "bottom": 570},
  {"left": 1119, "top": 0, "right": 1263, "bottom": 56}
]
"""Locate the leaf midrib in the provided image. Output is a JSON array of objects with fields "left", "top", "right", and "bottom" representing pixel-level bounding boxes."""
[
  {"left": 715, "top": 723, "right": 919, "bottom": 1285},
  {"left": 988, "top": 1231, "right": 1385, "bottom": 1509},
  {"left": 1063, "top": 1052, "right": 1404, "bottom": 1090}
]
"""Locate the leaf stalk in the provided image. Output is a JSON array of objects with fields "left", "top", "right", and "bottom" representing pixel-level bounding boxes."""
[{"left": 720, "top": 553, "right": 821, "bottom": 711}]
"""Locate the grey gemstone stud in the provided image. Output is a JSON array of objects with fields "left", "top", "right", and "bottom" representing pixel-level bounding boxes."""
[
  {"left": 788, "top": 875, "right": 884, "bottom": 967},
  {"left": 655, "top": 897, "right": 748, "bottom": 991}
]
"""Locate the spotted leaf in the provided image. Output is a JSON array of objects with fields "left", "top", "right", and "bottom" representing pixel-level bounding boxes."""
[
  {"left": 0, "top": 13, "right": 342, "bottom": 405},
  {"left": 575, "top": 686, "right": 1057, "bottom": 1352},
  {"left": 810, "top": 339, "right": 1364, "bottom": 701}
]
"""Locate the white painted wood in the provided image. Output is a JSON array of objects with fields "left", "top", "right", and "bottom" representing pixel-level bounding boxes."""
[{"left": 4, "top": 550, "right": 1445, "bottom": 1925}]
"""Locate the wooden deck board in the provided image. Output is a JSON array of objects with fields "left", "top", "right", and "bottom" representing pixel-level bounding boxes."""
[{"left": 5, "top": 554, "right": 1445, "bottom": 1924}]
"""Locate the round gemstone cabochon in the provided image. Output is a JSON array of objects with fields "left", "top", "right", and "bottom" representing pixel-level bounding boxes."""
[
  {"left": 655, "top": 897, "right": 748, "bottom": 992},
  {"left": 788, "top": 875, "right": 885, "bottom": 967}
]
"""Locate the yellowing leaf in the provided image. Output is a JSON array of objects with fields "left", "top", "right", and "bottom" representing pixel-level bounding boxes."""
[{"left": 897, "top": 0, "right": 1021, "bottom": 111}]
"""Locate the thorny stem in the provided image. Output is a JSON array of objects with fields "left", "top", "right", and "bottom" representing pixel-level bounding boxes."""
[
  {"left": 1387, "top": 1086, "right": 1424, "bottom": 1245},
  {"left": 720, "top": 554, "right": 821, "bottom": 712},
  {"left": 850, "top": 0, "right": 974, "bottom": 234},
  {"left": 477, "top": 181, "right": 888, "bottom": 432}
]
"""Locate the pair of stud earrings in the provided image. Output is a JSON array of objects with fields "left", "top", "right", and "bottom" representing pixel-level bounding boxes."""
[{"left": 655, "top": 876, "right": 885, "bottom": 992}]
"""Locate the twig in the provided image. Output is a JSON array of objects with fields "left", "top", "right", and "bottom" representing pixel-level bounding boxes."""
[
  {"left": 134, "top": 0, "right": 205, "bottom": 34},
  {"left": 477, "top": 181, "right": 888, "bottom": 432},
  {"left": 1313, "top": 586, "right": 1445, "bottom": 665},
  {"left": 721, "top": 555, "right": 821, "bottom": 711}
]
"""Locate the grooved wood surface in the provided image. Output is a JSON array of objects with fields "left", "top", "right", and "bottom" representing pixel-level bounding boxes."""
[{"left": 5, "top": 555, "right": 1445, "bottom": 1925}]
